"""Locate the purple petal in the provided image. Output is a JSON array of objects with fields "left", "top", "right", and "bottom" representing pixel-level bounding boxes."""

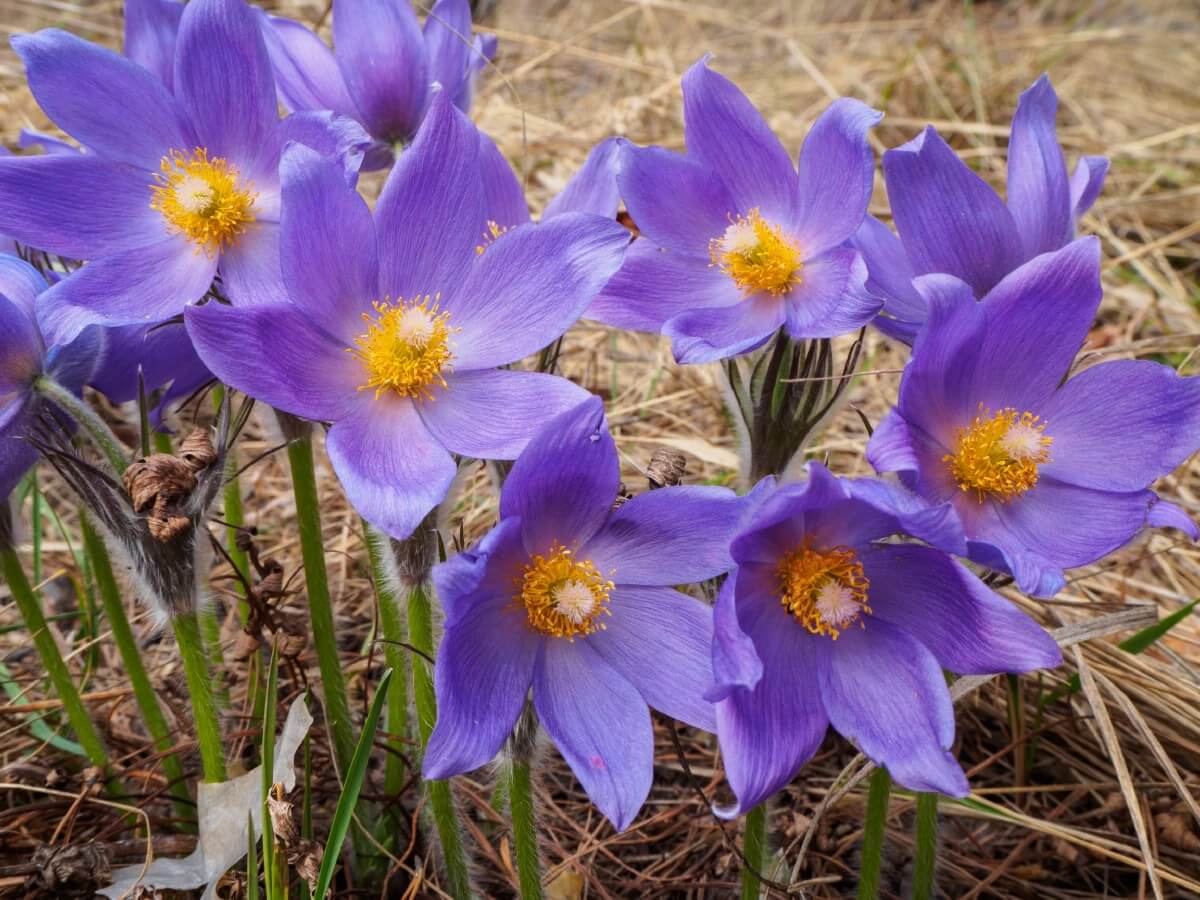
[
  {"left": 820, "top": 620, "right": 968, "bottom": 796},
  {"left": 0, "top": 418, "right": 38, "bottom": 500},
  {"left": 850, "top": 215, "right": 923, "bottom": 343},
  {"left": 432, "top": 516, "right": 527, "bottom": 627},
  {"left": 258, "top": 10, "right": 358, "bottom": 117},
  {"left": 588, "top": 585, "right": 717, "bottom": 732},
  {"left": 218, "top": 223, "right": 284, "bottom": 307},
  {"left": 333, "top": 0, "right": 428, "bottom": 142},
  {"left": 124, "top": 0, "right": 184, "bottom": 90},
  {"left": 0, "top": 294, "right": 41, "bottom": 398},
  {"left": 1070, "top": 156, "right": 1108, "bottom": 219},
  {"left": 278, "top": 144, "right": 376, "bottom": 341},
  {"left": 585, "top": 240, "right": 737, "bottom": 334},
  {"left": 174, "top": 0, "right": 280, "bottom": 179},
  {"left": 713, "top": 596, "right": 829, "bottom": 818},
  {"left": 1006, "top": 75, "right": 1071, "bottom": 259},
  {"left": 499, "top": 395, "right": 618, "bottom": 556},
  {"left": 88, "top": 320, "right": 208, "bottom": 411},
  {"left": 883, "top": 126, "right": 1023, "bottom": 297},
  {"left": 326, "top": 393, "right": 457, "bottom": 540},
  {"left": 17, "top": 128, "right": 79, "bottom": 156},
  {"left": 665, "top": 295, "right": 785, "bottom": 364},
  {"left": 278, "top": 110, "right": 372, "bottom": 185},
  {"left": 375, "top": 93, "right": 483, "bottom": 300},
  {"left": 581, "top": 485, "right": 747, "bottom": 586},
  {"left": 545, "top": 137, "right": 624, "bottom": 220},
  {"left": 43, "top": 327, "right": 104, "bottom": 398},
  {"left": 533, "top": 638, "right": 653, "bottom": 832},
  {"left": 418, "top": 369, "right": 589, "bottom": 459},
  {"left": 449, "top": 213, "right": 629, "bottom": 370},
  {"left": 1040, "top": 359, "right": 1200, "bottom": 492},
  {"left": 709, "top": 574, "right": 763, "bottom": 700},
  {"left": 681, "top": 58, "right": 798, "bottom": 224},
  {"left": 0, "top": 155, "right": 164, "bottom": 259},
  {"left": 423, "top": 0, "right": 474, "bottom": 101},
  {"left": 782, "top": 247, "right": 881, "bottom": 340},
  {"left": 38, "top": 237, "right": 216, "bottom": 345},
  {"left": 860, "top": 543, "right": 1061, "bottom": 674},
  {"left": 454, "top": 33, "right": 496, "bottom": 112},
  {"left": 866, "top": 408, "right": 920, "bottom": 473},
  {"left": 0, "top": 255, "right": 48, "bottom": 320},
  {"left": 477, "top": 130, "right": 530, "bottom": 229},
  {"left": 14, "top": 29, "right": 187, "bottom": 169},
  {"left": 792, "top": 98, "right": 881, "bottom": 256},
  {"left": 184, "top": 300, "right": 360, "bottom": 421},
  {"left": 423, "top": 592, "right": 539, "bottom": 778},
  {"left": 1148, "top": 497, "right": 1198, "bottom": 540},
  {"left": 617, "top": 143, "right": 734, "bottom": 255}
]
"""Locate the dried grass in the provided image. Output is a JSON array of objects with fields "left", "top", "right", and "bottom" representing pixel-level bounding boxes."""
[{"left": 2, "top": 0, "right": 1200, "bottom": 897}]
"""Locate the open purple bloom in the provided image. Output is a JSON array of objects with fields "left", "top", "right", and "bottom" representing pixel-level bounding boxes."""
[
  {"left": 588, "top": 57, "right": 883, "bottom": 364},
  {"left": 712, "top": 463, "right": 1060, "bottom": 814},
  {"left": 89, "top": 322, "right": 211, "bottom": 427},
  {"left": 856, "top": 75, "right": 1109, "bottom": 342},
  {"left": 0, "top": 255, "right": 103, "bottom": 498},
  {"left": 866, "top": 237, "right": 1200, "bottom": 596},
  {"left": 0, "top": 0, "right": 369, "bottom": 346},
  {"left": 423, "top": 397, "right": 757, "bottom": 830},
  {"left": 258, "top": 0, "right": 497, "bottom": 170},
  {"left": 186, "top": 95, "right": 628, "bottom": 540}
]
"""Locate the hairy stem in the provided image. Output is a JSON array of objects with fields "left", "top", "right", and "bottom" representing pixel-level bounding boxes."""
[
  {"left": 34, "top": 376, "right": 128, "bottom": 474},
  {"left": 506, "top": 757, "right": 544, "bottom": 900},
  {"left": 856, "top": 768, "right": 892, "bottom": 900},
  {"left": 364, "top": 523, "right": 410, "bottom": 803},
  {"left": 912, "top": 792, "right": 939, "bottom": 900},
  {"left": 741, "top": 804, "right": 766, "bottom": 900},
  {"left": 172, "top": 609, "right": 227, "bottom": 782}
]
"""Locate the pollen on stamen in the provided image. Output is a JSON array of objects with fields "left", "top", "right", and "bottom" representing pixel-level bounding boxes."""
[
  {"left": 150, "top": 148, "right": 257, "bottom": 254},
  {"left": 945, "top": 405, "right": 1053, "bottom": 503},
  {"left": 776, "top": 542, "right": 871, "bottom": 639},
  {"left": 709, "top": 207, "right": 803, "bottom": 296},
  {"left": 348, "top": 295, "right": 459, "bottom": 401},
  {"left": 516, "top": 545, "right": 614, "bottom": 640},
  {"left": 475, "top": 220, "right": 511, "bottom": 255}
]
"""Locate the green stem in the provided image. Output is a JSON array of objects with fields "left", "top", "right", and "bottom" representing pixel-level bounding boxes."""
[
  {"left": 408, "top": 579, "right": 473, "bottom": 900},
  {"left": 741, "top": 804, "right": 766, "bottom": 900},
  {"left": 81, "top": 516, "right": 191, "bottom": 816},
  {"left": 213, "top": 386, "right": 251, "bottom": 624},
  {"left": 34, "top": 376, "right": 128, "bottom": 474},
  {"left": 364, "top": 524, "right": 410, "bottom": 802},
  {"left": 173, "top": 610, "right": 227, "bottom": 782},
  {"left": 285, "top": 436, "right": 355, "bottom": 771},
  {"left": 0, "top": 545, "right": 109, "bottom": 769},
  {"left": 912, "top": 793, "right": 938, "bottom": 900},
  {"left": 506, "top": 757, "right": 544, "bottom": 900},
  {"left": 857, "top": 768, "right": 892, "bottom": 900}
]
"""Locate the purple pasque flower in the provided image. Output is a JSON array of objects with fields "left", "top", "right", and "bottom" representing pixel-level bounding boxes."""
[
  {"left": 588, "top": 57, "right": 883, "bottom": 364},
  {"left": 258, "top": 0, "right": 497, "bottom": 170},
  {"left": 186, "top": 94, "right": 629, "bottom": 541},
  {"left": 123, "top": 0, "right": 184, "bottom": 90},
  {"left": 0, "top": 255, "right": 103, "bottom": 499},
  {"left": 423, "top": 396, "right": 757, "bottom": 830},
  {"left": 0, "top": 0, "right": 369, "bottom": 346},
  {"left": 866, "top": 237, "right": 1200, "bottom": 597},
  {"left": 711, "top": 462, "right": 1060, "bottom": 813},
  {"left": 856, "top": 75, "right": 1109, "bottom": 342},
  {"left": 89, "top": 322, "right": 211, "bottom": 427}
]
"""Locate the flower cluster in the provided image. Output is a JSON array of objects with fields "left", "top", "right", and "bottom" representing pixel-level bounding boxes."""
[{"left": 1, "top": 0, "right": 1196, "bottom": 844}]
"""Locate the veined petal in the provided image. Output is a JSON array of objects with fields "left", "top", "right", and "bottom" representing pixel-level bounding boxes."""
[
  {"left": 499, "top": 395, "right": 618, "bottom": 557},
  {"left": 423, "top": 592, "right": 540, "bottom": 778},
  {"left": 423, "top": 0, "right": 475, "bottom": 101},
  {"left": 218, "top": 222, "right": 284, "bottom": 306},
  {"left": 39, "top": 237, "right": 216, "bottom": 345},
  {"left": 124, "top": 0, "right": 184, "bottom": 90},
  {"left": 14, "top": 28, "right": 188, "bottom": 169},
  {"left": 781, "top": 247, "right": 881, "bottom": 340},
  {"left": 1070, "top": 156, "right": 1108, "bottom": 219},
  {"left": 883, "top": 126, "right": 1023, "bottom": 297},
  {"left": 449, "top": 213, "right": 629, "bottom": 370},
  {"left": 820, "top": 620, "right": 968, "bottom": 796},
  {"left": 0, "top": 255, "right": 48, "bottom": 321},
  {"left": 792, "top": 98, "right": 882, "bottom": 256},
  {"left": 258, "top": 10, "right": 358, "bottom": 117},
  {"left": 681, "top": 58, "right": 798, "bottom": 225},
  {"left": 333, "top": 0, "right": 428, "bottom": 142},
  {"left": 477, "top": 130, "right": 530, "bottom": 230},
  {"left": 616, "top": 143, "right": 734, "bottom": 255},
  {"left": 1147, "top": 497, "right": 1198, "bottom": 540},
  {"left": 418, "top": 369, "right": 589, "bottom": 459},
  {"left": 278, "top": 110, "right": 372, "bottom": 187},
  {"left": 432, "top": 516, "right": 527, "bottom": 627},
  {"left": 664, "top": 294, "right": 785, "bottom": 364},
  {"left": 861, "top": 543, "right": 1061, "bottom": 674},
  {"left": 184, "top": 299, "right": 360, "bottom": 421},
  {"left": 326, "top": 393, "right": 458, "bottom": 540},
  {"left": 588, "top": 585, "right": 717, "bottom": 732},
  {"left": 1007, "top": 75, "right": 1072, "bottom": 259},
  {"left": 709, "top": 574, "right": 763, "bottom": 700},
  {"left": 0, "top": 294, "right": 41, "bottom": 398},
  {"left": 544, "top": 137, "right": 624, "bottom": 220},
  {"left": 850, "top": 215, "right": 924, "bottom": 343},
  {"left": 533, "top": 638, "right": 654, "bottom": 832}
]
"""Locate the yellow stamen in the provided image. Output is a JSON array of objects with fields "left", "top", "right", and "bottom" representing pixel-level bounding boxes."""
[
  {"left": 945, "top": 405, "right": 1052, "bottom": 502},
  {"left": 349, "top": 296, "right": 457, "bottom": 400},
  {"left": 475, "top": 220, "right": 510, "bottom": 255},
  {"left": 150, "top": 148, "right": 256, "bottom": 253},
  {"left": 517, "top": 544, "right": 614, "bottom": 640},
  {"left": 777, "top": 543, "right": 870, "bottom": 639},
  {"left": 710, "top": 207, "right": 802, "bottom": 296}
]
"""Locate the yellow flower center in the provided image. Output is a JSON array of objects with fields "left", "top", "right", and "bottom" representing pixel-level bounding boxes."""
[
  {"left": 150, "top": 148, "right": 257, "bottom": 253},
  {"left": 475, "top": 220, "right": 511, "bottom": 255},
  {"left": 777, "top": 543, "right": 870, "bottom": 639},
  {"left": 349, "top": 296, "right": 458, "bottom": 400},
  {"left": 945, "top": 405, "right": 1052, "bottom": 502},
  {"left": 517, "top": 544, "right": 614, "bottom": 640},
  {"left": 710, "top": 207, "right": 803, "bottom": 296}
]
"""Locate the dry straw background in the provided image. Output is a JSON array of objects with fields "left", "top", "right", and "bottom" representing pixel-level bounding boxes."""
[{"left": 2, "top": 0, "right": 1200, "bottom": 897}]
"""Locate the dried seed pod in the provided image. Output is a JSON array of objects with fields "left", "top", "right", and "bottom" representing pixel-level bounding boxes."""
[
  {"left": 27, "top": 843, "right": 111, "bottom": 896},
  {"left": 267, "top": 790, "right": 299, "bottom": 847},
  {"left": 177, "top": 427, "right": 217, "bottom": 472},
  {"left": 647, "top": 448, "right": 687, "bottom": 489},
  {"left": 289, "top": 839, "right": 323, "bottom": 890}
]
